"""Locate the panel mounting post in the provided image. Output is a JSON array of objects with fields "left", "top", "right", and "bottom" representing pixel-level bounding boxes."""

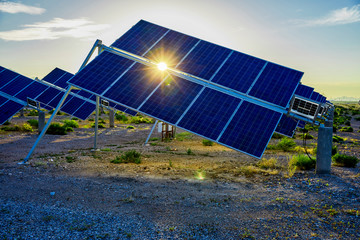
[
  {"left": 315, "top": 107, "right": 334, "bottom": 174},
  {"left": 21, "top": 86, "right": 73, "bottom": 164},
  {"left": 93, "top": 95, "right": 100, "bottom": 151}
]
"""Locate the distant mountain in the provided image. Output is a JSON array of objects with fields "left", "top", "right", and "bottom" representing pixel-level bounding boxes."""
[{"left": 330, "top": 96, "right": 360, "bottom": 102}]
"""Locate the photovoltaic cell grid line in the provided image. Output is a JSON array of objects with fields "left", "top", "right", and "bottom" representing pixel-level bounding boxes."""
[
  {"left": 68, "top": 53, "right": 281, "bottom": 158},
  {"left": 295, "top": 84, "right": 314, "bottom": 99},
  {"left": 111, "top": 20, "right": 303, "bottom": 108},
  {"left": 275, "top": 114, "right": 298, "bottom": 137}
]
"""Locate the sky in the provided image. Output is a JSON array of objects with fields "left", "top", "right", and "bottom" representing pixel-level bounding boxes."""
[{"left": 0, "top": 0, "right": 359, "bottom": 99}]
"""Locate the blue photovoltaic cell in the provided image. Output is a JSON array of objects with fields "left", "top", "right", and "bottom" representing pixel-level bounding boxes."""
[
  {"left": 144, "top": 30, "right": 199, "bottom": 67},
  {"left": 248, "top": 62, "right": 303, "bottom": 108},
  {"left": 0, "top": 99, "right": 24, "bottom": 125},
  {"left": 69, "top": 51, "right": 135, "bottom": 95},
  {"left": 178, "top": 88, "right": 242, "bottom": 140},
  {"left": 211, "top": 52, "right": 266, "bottom": 93},
  {"left": 103, "top": 62, "right": 166, "bottom": 109},
  {"left": 0, "top": 69, "right": 19, "bottom": 86},
  {"left": 139, "top": 75, "right": 203, "bottom": 124},
  {"left": 176, "top": 41, "right": 231, "bottom": 80},
  {"left": 295, "top": 84, "right": 314, "bottom": 99},
  {"left": 275, "top": 114, "right": 298, "bottom": 137},
  {"left": 111, "top": 20, "right": 168, "bottom": 56},
  {"left": 219, "top": 101, "right": 281, "bottom": 158},
  {"left": 0, "top": 66, "right": 5, "bottom": 72},
  {"left": 42, "top": 68, "right": 67, "bottom": 84},
  {"left": 14, "top": 81, "right": 48, "bottom": 102},
  {"left": 35, "top": 87, "right": 62, "bottom": 106},
  {"left": 0, "top": 75, "right": 32, "bottom": 96},
  {"left": 72, "top": 101, "right": 95, "bottom": 120},
  {"left": 310, "top": 92, "right": 320, "bottom": 101}
]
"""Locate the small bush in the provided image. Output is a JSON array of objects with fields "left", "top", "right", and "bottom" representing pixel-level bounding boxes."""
[
  {"left": 3, "top": 121, "right": 10, "bottom": 125},
  {"left": 27, "top": 119, "right": 39, "bottom": 127},
  {"left": 46, "top": 123, "right": 68, "bottom": 135},
  {"left": 303, "top": 133, "right": 314, "bottom": 140},
  {"left": 149, "top": 137, "right": 158, "bottom": 141},
  {"left": 129, "top": 116, "right": 153, "bottom": 124},
  {"left": 289, "top": 154, "right": 316, "bottom": 170},
  {"left": 99, "top": 118, "right": 106, "bottom": 124},
  {"left": 332, "top": 154, "right": 359, "bottom": 168},
  {"left": 257, "top": 158, "right": 277, "bottom": 169},
  {"left": 63, "top": 120, "right": 79, "bottom": 128},
  {"left": 71, "top": 117, "right": 79, "bottom": 120},
  {"left": 127, "top": 125, "right": 135, "bottom": 129},
  {"left": 27, "top": 110, "right": 38, "bottom": 116},
  {"left": 277, "top": 138, "right": 296, "bottom": 151},
  {"left": 187, "top": 148, "right": 195, "bottom": 155},
  {"left": 1, "top": 125, "right": 21, "bottom": 131},
  {"left": 202, "top": 139, "right": 214, "bottom": 146},
  {"left": 91, "top": 122, "right": 105, "bottom": 128},
  {"left": 22, "top": 123, "right": 33, "bottom": 132},
  {"left": 355, "top": 117, "right": 360, "bottom": 121},
  {"left": 271, "top": 133, "right": 283, "bottom": 139},
  {"left": 111, "top": 150, "right": 141, "bottom": 164},
  {"left": 115, "top": 114, "right": 128, "bottom": 122},
  {"left": 344, "top": 121, "right": 351, "bottom": 126},
  {"left": 66, "top": 156, "right": 75, "bottom": 163},
  {"left": 333, "top": 135, "right": 344, "bottom": 143},
  {"left": 339, "top": 126, "right": 353, "bottom": 132}
]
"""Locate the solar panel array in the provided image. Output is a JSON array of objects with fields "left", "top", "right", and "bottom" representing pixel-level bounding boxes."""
[
  {"left": 67, "top": 20, "right": 311, "bottom": 158},
  {"left": 0, "top": 66, "right": 96, "bottom": 121},
  {"left": 0, "top": 94, "right": 24, "bottom": 125}
]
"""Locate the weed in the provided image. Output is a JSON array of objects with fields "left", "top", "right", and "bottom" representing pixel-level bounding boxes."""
[
  {"left": 176, "top": 132, "right": 192, "bottom": 141},
  {"left": 126, "top": 125, "right": 135, "bottom": 129},
  {"left": 149, "top": 137, "right": 158, "bottom": 141},
  {"left": 289, "top": 154, "right": 316, "bottom": 170},
  {"left": 46, "top": 123, "right": 68, "bottom": 135},
  {"left": 150, "top": 142, "right": 157, "bottom": 146},
  {"left": 169, "top": 160, "right": 173, "bottom": 168},
  {"left": 71, "top": 117, "right": 79, "bottom": 120},
  {"left": 339, "top": 126, "right": 353, "bottom": 132},
  {"left": 111, "top": 150, "right": 141, "bottom": 164},
  {"left": 1, "top": 125, "right": 21, "bottom": 131},
  {"left": 91, "top": 122, "right": 105, "bottom": 128},
  {"left": 119, "top": 197, "right": 134, "bottom": 203},
  {"left": 101, "top": 148, "right": 111, "bottom": 152},
  {"left": 27, "top": 109, "right": 38, "bottom": 116},
  {"left": 187, "top": 148, "right": 195, "bottom": 155},
  {"left": 66, "top": 156, "right": 75, "bottom": 163},
  {"left": 257, "top": 158, "right": 277, "bottom": 169},
  {"left": 62, "top": 119, "right": 79, "bottom": 128},
  {"left": 333, "top": 135, "right": 344, "bottom": 143},
  {"left": 271, "top": 132, "right": 283, "bottom": 139},
  {"left": 21, "top": 123, "right": 33, "bottom": 132},
  {"left": 27, "top": 119, "right": 39, "bottom": 127},
  {"left": 202, "top": 139, "right": 214, "bottom": 146},
  {"left": 332, "top": 153, "right": 359, "bottom": 168},
  {"left": 129, "top": 116, "right": 153, "bottom": 124},
  {"left": 238, "top": 166, "right": 260, "bottom": 177},
  {"left": 115, "top": 113, "right": 128, "bottom": 122},
  {"left": 303, "top": 133, "right": 314, "bottom": 140},
  {"left": 277, "top": 138, "right": 296, "bottom": 151}
]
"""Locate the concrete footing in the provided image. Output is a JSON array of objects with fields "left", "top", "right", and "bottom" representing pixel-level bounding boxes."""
[
  {"left": 109, "top": 109, "right": 115, "bottom": 128},
  {"left": 316, "top": 125, "right": 333, "bottom": 174}
]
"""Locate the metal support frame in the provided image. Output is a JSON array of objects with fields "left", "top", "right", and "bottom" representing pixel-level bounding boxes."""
[
  {"left": 79, "top": 39, "right": 102, "bottom": 72},
  {"left": 21, "top": 86, "right": 73, "bottom": 164},
  {"left": 144, "top": 120, "right": 159, "bottom": 146}
]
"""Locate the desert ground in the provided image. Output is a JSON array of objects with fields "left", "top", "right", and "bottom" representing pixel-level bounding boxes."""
[{"left": 0, "top": 104, "right": 359, "bottom": 239}]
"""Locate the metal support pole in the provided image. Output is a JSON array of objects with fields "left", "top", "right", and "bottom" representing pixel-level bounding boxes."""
[
  {"left": 21, "top": 86, "right": 73, "bottom": 164},
  {"left": 38, "top": 111, "right": 45, "bottom": 133},
  {"left": 93, "top": 95, "right": 100, "bottom": 151},
  {"left": 109, "top": 109, "right": 115, "bottom": 128},
  {"left": 316, "top": 108, "right": 334, "bottom": 174},
  {"left": 144, "top": 120, "right": 159, "bottom": 146}
]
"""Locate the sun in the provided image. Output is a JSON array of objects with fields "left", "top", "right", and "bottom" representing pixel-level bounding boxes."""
[{"left": 157, "top": 62, "right": 167, "bottom": 71}]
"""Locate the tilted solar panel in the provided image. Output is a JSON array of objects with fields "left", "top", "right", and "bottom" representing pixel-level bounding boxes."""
[
  {"left": 275, "top": 114, "right": 299, "bottom": 137},
  {"left": 111, "top": 20, "right": 303, "bottom": 108},
  {"left": 68, "top": 52, "right": 281, "bottom": 158},
  {"left": 295, "top": 84, "right": 314, "bottom": 99}
]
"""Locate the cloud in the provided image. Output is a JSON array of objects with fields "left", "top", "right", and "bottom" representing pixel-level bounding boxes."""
[
  {"left": 294, "top": 4, "right": 360, "bottom": 26},
  {"left": 0, "top": 1, "right": 45, "bottom": 15},
  {"left": 0, "top": 18, "right": 110, "bottom": 41}
]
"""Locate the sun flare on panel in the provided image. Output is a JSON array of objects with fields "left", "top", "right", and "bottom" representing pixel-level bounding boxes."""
[{"left": 157, "top": 62, "right": 168, "bottom": 71}]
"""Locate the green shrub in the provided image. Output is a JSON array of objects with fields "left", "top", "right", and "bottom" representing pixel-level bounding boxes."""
[
  {"left": 129, "top": 116, "right": 153, "bottom": 124},
  {"left": 271, "top": 133, "right": 283, "bottom": 139},
  {"left": 91, "top": 122, "right": 105, "bottom": 128},
  {"left": 127, "top": 125, "right": 135, "bottom": 129},
  {"left": 115, "top": 114, "right": 128, "bottom": 122},
  {"left": 351, "top": 110, "right": 360, "bottom": 115},
  {"left": 27, "top": 119, "right": 39, "bottom": 127},
  {"left": 332, "top": 154, "right": 359, "bottom": 168},
  {"left": 71, "top": 117, "right": 79, "bottom": 121},
  {"left": 21, "top": 123, "right": 33, "bottom": 132},
  {"left": 289, "top": 154, "right": 316, "bottom": 170},
  {"left": 202, "top": 139, "right": 214, "bottom": 146},
  {"left": 277, "top": 138, "right": 296, "bottom": 151},
  {"left": 62, "top": 120, "right": 79, "bottom": 128},
  {"left": 333, "top": 135, "right": 344, "bottom": 143},
  {"left": 355, "top": 117, "right": 360, "bottom": 121},
  {"left": 46, "top": 123, "right": 68, "bottom": 135},
  {"left": 66, "top": 156, "right": 75, "bottom": 163},
  {"left": 257, "top": 158, "right": 277, "bottom": 169},
  {"left": 1, "top": 125, "right": 21, "bottom": 131},
  {"left": 3, "top": 121, "right": 10, "bottom": 125},
  {"left": 303, "top": 133, "right": 314, "bottom": 140},
  {"left": 111, "top": 150, "right": 141, "bottom": 164},
  {"left": 344, "top": 121, "right": 351, "bottom": 126},
  {"left": 187, "top": 148, "right": 195, "bottom": 155},
  {"left": 99, "top": 118, "right": 106, "bottom": 124},
  {"left": 27, "top": 110, "right": 38, "bottom": 116},
  {"left": 339, "top": 126, "right": 353, "bottom": 132},
  {"left": 176, "top": 132, "right": 192, "bottom": 141}
]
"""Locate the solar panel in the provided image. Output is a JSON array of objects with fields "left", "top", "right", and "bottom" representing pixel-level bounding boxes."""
[
  {"left": 310, "top": 92, "right": 320, "bottom": 102},
  {"left": 295, "top": 84, "right": 314, "bottom": 99},
  {"left": 0, "top": 97, "right": 24, "bottom": 125},
  {"left": 275, "top": 114, "right": 298, "bottom": 137},
  {"left": 110, "top": 20, "right": 303, "bottom": 109}
]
